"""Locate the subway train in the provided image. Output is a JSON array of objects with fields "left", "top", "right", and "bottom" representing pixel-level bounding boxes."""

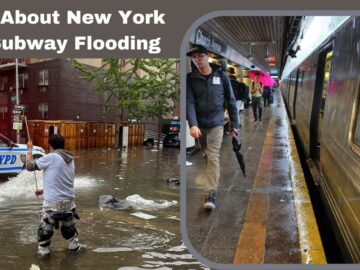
[{"left": 280, "top": 17, "right": 360, "bottom": 263}]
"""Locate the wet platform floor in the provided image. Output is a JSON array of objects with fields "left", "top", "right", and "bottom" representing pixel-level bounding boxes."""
[{"left": 186, "top": 91, "right": 326, "bottom": 264}]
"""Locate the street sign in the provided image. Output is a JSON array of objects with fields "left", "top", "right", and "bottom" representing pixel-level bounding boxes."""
[
  {"left": 13, "top": 122, "right": 23, "bottom": 130},
  {"left": 12, "top": 104, "right": 24, "bottom": 115},
  {"left": 14, "top": 105, "right": 24, "bottom": 110}
]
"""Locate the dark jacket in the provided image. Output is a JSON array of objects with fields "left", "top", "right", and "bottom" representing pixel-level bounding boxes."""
[
  {"left": 187, "top": 64, "right": 239, "bottom": 130},
  {"left": 263, "top": 86, "right": 272, "bottom": 97},
  {"left": 239, "top": 82, "right": 249, "bottom": 101},
  {"left": 229, "top": 75, "right": 241, "bottom": 100}
]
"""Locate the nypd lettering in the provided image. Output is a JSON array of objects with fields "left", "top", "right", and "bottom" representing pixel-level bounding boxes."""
[{"left": 0, "top": 155, "right": 17, "bottom": 165}]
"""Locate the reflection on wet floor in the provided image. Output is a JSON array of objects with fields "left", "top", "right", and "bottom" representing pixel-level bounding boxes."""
[{"left": 0, "top": 147, "right": 208, "bottom": 270}]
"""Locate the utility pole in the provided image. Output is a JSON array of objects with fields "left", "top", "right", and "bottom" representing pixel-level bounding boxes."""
[{"left": 15, "top": 58, "right": 20, "bottom": 144}]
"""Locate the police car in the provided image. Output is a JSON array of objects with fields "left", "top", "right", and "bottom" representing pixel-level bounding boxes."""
[{"left": 0, "top": 134, "right": 45, "bottom": 175}]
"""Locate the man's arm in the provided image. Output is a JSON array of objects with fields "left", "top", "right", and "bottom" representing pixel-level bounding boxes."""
[
  {"left": 187, "top": 74, "right": 202, "bottom": 138},
  {"left": 260, "top": 84, "right": 264, "bottom": 95},
  {"left": 25, "top": 140, "right": 39, "bottom": 171}
]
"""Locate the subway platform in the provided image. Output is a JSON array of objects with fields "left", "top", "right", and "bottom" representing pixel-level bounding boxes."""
[{"left": 185, "top": 91, "right": 327, "bottom": 264}]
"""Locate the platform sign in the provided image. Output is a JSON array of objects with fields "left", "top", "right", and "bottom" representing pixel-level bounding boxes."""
[{"left": 269, "top": 68, "right": 278, "bottom": 76}]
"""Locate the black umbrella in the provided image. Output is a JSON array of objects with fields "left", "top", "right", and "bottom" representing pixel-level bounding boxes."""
[{"left": 232, "top": 137, "right": 246, "bottom": 177}]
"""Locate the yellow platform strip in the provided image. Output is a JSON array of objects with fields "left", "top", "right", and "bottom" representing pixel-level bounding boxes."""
[
  {"left": 233, "top": 122, "right": 273, "bottom": 263},
  {"left": 285, "top": 113, "right": 327, "bottom": 263}
]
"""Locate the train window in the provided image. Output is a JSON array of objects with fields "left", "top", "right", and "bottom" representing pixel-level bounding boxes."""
[{"left": 320, "top": 51, "right": 333, "bottom": 117}]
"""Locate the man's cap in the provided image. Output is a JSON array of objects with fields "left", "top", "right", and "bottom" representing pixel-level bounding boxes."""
[
  {"left": 227, "top": 67, "right": 235, "bottom": 74},
  {"left": 186, "top": 44, "right": 208, "bottom": 57}
]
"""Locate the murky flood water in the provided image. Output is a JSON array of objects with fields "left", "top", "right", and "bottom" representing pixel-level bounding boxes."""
[{"left": 0, "top": 147, "right": 207, "bottom": 270}]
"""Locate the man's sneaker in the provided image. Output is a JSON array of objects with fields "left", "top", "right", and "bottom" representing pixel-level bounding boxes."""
[
  {"left": 70, "top": 245, "right": 82, "bottom": 253},
  {"left": 204, "top": 190, "right": 216, "bottom": 210},
  {"left": 69, "top": 237, "right": 81, "bottom": 252},
  {"left": 37, "top": 246, "right": 50, "bottom": 256}
]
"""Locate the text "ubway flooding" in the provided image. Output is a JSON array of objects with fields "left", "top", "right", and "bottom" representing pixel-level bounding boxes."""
[{"left": 0, "top": 10, "right": 165, "bottom": 54}]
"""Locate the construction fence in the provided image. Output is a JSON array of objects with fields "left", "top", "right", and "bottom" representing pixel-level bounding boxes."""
[{"left": 27, "top": 120, "right": 144, "bottom": 151}]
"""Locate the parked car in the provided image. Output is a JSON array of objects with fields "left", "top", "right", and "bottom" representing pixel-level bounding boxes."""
[
  {"left": 163, "top": 132, "right": 180, "bottom": 148},
  {"left": 0, "top": 134, "right": 45, "bottom": 175}
]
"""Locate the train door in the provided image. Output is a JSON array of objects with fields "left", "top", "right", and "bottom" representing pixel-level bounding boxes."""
[
  {"left": 292, "top": 69, "right": 300, "bottom": 122},
  {"left": 287, "top": 74, "right": 292, "bottom": 105},
  {"left": 310, "top": 46, "right": 333, "bottom": 166}
]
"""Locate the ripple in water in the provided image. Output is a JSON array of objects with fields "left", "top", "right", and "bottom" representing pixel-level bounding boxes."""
[
  {"left": 126, "top": 194, "right": 177, "bottom": 210},
  {"left": 0, "top": 171, "right": 99, "bottom": 203},
  {"left": 0, "top": 171, "right": 43, "bottom": 203},
  {"left": 116, "top": 243, "right": 210, "bottom": 270}
]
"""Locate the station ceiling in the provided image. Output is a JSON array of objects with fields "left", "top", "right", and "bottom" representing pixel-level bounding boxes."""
[{"left": 199, "top": 16, "right": 302, "bottom": 75}]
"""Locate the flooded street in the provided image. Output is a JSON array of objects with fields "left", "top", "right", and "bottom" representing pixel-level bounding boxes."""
[{"left": 0, "top": 147, "right": 206, "bottom": 270}]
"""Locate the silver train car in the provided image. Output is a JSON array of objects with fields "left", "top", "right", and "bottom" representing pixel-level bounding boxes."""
[{"left": 280, "top": 17, "right": 360, "bottom": 263}]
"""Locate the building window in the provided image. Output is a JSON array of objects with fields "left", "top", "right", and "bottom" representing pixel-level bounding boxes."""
[
  {"left": 102, "top": 105, "right": 107, "bottom": 114},
  {"left": 0, "top": 76, "right": 8, "bottom": 91},
  {"left": 19, "top": 73, "right": 28, "bottom": 88},
  {"left": 38, "top": 69, "right": 49, "bottom": 86},
  {"left": 39, "top": 86, "right": 47, "bottom": 93},
  {"left": 0, "top": 105, "right": 8, "bottom": 120},
  {"left": 38, "top": 103, "right": 48, "bottom": 119}
]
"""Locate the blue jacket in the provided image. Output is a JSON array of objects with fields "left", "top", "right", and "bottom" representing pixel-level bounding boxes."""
[{"left": 187, "top": 64, "right": 239, "bottom": 130}]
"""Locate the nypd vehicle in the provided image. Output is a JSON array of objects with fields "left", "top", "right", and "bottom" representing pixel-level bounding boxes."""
[{"left": 0, "top": 134, "right": 45, "bottom": 175}]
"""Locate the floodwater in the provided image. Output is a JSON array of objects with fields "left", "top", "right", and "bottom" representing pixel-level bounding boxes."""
[{"left": 0, "top": 147, "right": 207, "bottom": 270}]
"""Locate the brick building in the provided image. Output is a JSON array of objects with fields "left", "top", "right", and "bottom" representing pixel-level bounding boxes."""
[{"left": 0, "top": 58, "right": 179, "bottom": 145}]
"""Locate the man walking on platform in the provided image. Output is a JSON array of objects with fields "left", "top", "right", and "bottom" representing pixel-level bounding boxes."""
[{"left": 186, "top": 44, "right": 239, "bottom": 210}]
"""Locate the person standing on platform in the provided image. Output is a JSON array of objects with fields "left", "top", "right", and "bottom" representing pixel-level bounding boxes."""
[
  {"left": 263, "top": 86, "right": 272, "bottom": 107},
  {"left": 26, "top": 134, "right": 81, "bottom": 256},
  {"left": 238, "top": 80, "right": 249, "bottom": 112},
  {"left": 227, "top": 67, "right": 242, "bottom": 114},
  {"left": 186, "top": 44, "right": 239, "bottom": 210},
  {"left": 251, "top": 75, "right": 264, "bottom": 122}
]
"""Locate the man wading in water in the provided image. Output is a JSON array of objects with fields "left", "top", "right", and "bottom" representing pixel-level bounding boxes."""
[{"left": 26, "top": 134, "right": 81, "bottom": 256}]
